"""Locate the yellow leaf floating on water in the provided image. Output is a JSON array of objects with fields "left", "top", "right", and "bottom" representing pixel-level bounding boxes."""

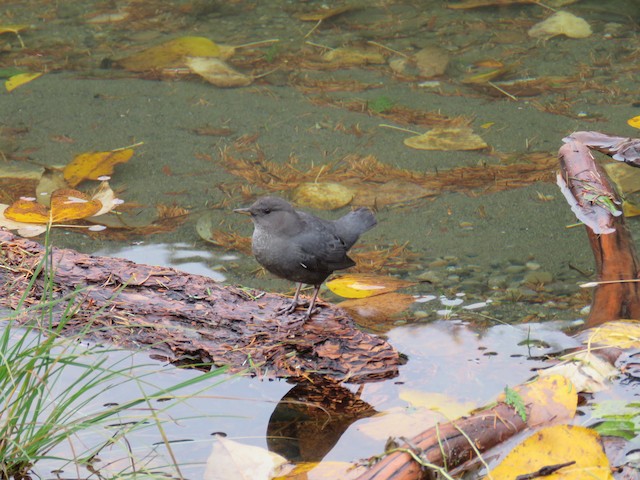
[
  {"left": 583, "top": 319, "right": 640, "bottom": 349},
  {"left": 184, "top": 56, "right": 252, "bottom": 88},
  {"left": 628, "top": 115, "right": 640, "bottom": 129},
  {"left": 63, "top": 148, "right": 135, "bottom": 187},
  {"left": 5, "top": 189, "right": 102, "bottom": 224},
  {"left": 404, "top": 127, "right": 488, "bottom": 151},
  {"left": 4, "top": 198, "right": 50, "bottom": 223},
  {"left": 291, "top": 182, "right": 354, "bottom": 210},
  {"left": 489, "top": 425, "right": 613, "bottom": 480},
  {"left": 0, "top": 205, "right": 47, "bottom": 237},
  {"left": 497, "top": 374, "right": 577, "bottom": 426},
  {"left": 327, "top": 273, "right": 415, "bottom": 298},
  {"left": 5, "top": 72, "right": 42, "bottom": 92},
  {"left": 118, "top": 36, "right": 221, "bottom": 72}
]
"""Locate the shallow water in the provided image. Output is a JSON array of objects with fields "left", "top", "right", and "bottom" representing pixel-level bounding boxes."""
[{"left": 1, "top": 0, "right": 639, "bottom": 477}]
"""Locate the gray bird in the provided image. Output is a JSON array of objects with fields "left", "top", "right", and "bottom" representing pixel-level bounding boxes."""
[{"left": 234, "top": 196, "right": 376, "bottom": 320}]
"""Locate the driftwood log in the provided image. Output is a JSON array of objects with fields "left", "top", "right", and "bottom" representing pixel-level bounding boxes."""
[
  {"left": 558, "top": 134, "right": 640, "bottom": 327},
  {"left": 0, "top": 230, "right": 401, "bottom": 383}
]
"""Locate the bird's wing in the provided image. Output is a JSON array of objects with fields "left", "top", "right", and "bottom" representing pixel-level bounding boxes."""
[{"left": 293, "top": 217, "right": 355, "bottom": 272}]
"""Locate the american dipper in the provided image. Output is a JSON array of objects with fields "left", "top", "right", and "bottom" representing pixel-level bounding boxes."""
[{"left": 234, "top": 196, "right": 376, "bottom": 320}]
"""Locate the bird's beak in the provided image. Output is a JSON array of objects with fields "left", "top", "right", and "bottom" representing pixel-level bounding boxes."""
[{"left": 233, "top": 207, "right": 252, "bottom": 216}]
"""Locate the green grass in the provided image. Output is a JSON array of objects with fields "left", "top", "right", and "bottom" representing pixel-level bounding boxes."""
[{"left": 0, "top": 231, "right": 229, "bottom": 479}]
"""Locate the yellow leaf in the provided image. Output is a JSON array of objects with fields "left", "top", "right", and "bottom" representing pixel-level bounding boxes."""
[
  {"left": 118, "top": 36, "right": 220, "bottom": 72},
  {"left": 623, "top": 201, "right": 640, "bottom": 217},
  {"left": 489, "top": 425, "right": 613, "bottom": 480},
  {"left": 184, "top": 56, "right": 252, "bottom": 87},
  {"left": 4, "top": 199, "right": 50, "bottom": 223},
  {"left": 357, "top": 406, "right": 442, "bottom": 441},
  {"left": 63, "top": 148, "right": 134, "bottom": 187},
  {"left": 274, "top": 461, "right": 364, "bottom": 479},
  {"left": 327, "top": 274, "right": 415, "bottom": 298},
  {"left": 5, "top": 72, "right": 42, "bottom": 92},
  {"left": 322, "top": 47, "right": 386, "bottom": 66},
  {"left": 627, "top": 115, "right": 640, "bottom": 129},
  {"left": 404, "top": 127, "right": 488, "bottom": 151},
  {"left": 400, "top": 390, "right": 476, "bottom": 419},
  {"left": 0, "top": 24, "right": 29, "bottom": 35},
  {"left": 49, "top": 189, "right": 102, "bottom": 222},
  {"left": 497, "top": 374, "right": 577, "bottom": 426},
  {"left": 291, "top": 182, "right": 354, "bottom": 210},
  {"left": 0, "top": 204, "right": 47, "bottom": 237},
  {"left": 4, "top": 189, "right": 102, "bottom": 224},
  {"left": 584, "top": 319, "right": 640, "bottom": 349}
]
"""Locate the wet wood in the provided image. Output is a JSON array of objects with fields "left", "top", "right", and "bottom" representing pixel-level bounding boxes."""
[
  {"left": 355, "top": 401, "right": 526, "bottom": 480},
  {"left": 558, "top": 140, "right": 640, "bottom": 327},
  {"left": 0, "top": 230, "right": 401, "bottom": 383}
]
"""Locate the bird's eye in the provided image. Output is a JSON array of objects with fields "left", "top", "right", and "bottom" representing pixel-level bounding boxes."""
[{"left": 263, "top": 208, "right": 271, "bottom": 214}]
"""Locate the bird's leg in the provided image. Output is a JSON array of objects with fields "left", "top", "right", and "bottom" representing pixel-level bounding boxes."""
[
  {"left": 277, "top": 282, "right": 303, "bottom": 315},
  {"left": 303, "top": 285, "right": 322, "bottom": 320}
]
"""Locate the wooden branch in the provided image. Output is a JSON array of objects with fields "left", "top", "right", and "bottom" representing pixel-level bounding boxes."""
[
  {"left": 558, "top": 139, "right": 640, "bottom": 327},
  {"left": 0, "top": 230, "right": 400, "bottom": 383},
  {"left": 355, "top": 373, "right": 577, "bottom": 480},
  {"left": 355, "top": 402, "right": 526, "bottom": 480}
]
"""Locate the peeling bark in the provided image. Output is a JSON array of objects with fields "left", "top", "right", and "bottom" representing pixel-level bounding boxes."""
[{"left": 558, "top": 138, "right": 640, "bottom": 327}]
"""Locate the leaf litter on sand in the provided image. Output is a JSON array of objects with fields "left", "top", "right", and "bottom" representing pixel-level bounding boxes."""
[{"left": 218, "top": 137, "right": 558, "bottom": 208}]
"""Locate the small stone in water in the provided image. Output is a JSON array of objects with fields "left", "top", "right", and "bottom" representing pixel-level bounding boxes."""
[{"left": 524, "top": 270, "right": 554, "bottom": 285}]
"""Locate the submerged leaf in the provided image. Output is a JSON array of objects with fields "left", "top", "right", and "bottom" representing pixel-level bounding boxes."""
[
  {"left": 295, "top": 6, "right": 356, "bottom": 21},
  {"left": 185, "top": 56, "right": 252, "bottom": 88},
  {"left": 291, "top": 182, "right": 354, "bottom": 210},
  {"left": 0, "top": 24, "right": 29, "bottom": 35},
  {"left": 63, "top": 148, "right": 134, "bottom": 187},
  {"left": 118, "top": 36, "right": 221, "bottom": 72},
  {"left": 322, "top": 47, "right": 385, "bottom": 67},
  {"left": 5, "top": 72, "right": 42, "bottom": 92},
  {"left": 404, "top": 127, "right": 488, "bottom": 151}
]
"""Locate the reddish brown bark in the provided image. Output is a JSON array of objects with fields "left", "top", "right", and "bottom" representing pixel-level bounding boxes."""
[
  {"left": 585, "top": 225, "right": 640, "bottom": 326},
  {"left": 0, "top": 230, "right": 400, "bottom": 383},
  {"left": 558, "top": 140, "right": 640, "bottom": 327},
  {"left": 355, "top": 402, "right": 526, "bottom": 480}
]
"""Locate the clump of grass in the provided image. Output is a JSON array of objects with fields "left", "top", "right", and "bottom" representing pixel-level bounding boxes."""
[
  {"left": 368, "top": 95, "right": 394, "bottom": 114},
  {"left": 0, "top": 231, "right": 228, "bottom": 479}
]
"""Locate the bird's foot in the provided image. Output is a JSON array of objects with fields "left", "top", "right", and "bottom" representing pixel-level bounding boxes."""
[{"left": 277, "top": 299, "right": 302, "bottom": 316}]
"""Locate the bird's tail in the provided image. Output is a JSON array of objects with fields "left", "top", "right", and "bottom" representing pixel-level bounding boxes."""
[{"left": 334, "top": 207, "right": 377, "bottom": 248}]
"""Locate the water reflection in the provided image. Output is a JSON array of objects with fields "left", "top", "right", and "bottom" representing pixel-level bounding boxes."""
[{"left": 93, "top": 242, "right": 233, "bottom": 282}]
